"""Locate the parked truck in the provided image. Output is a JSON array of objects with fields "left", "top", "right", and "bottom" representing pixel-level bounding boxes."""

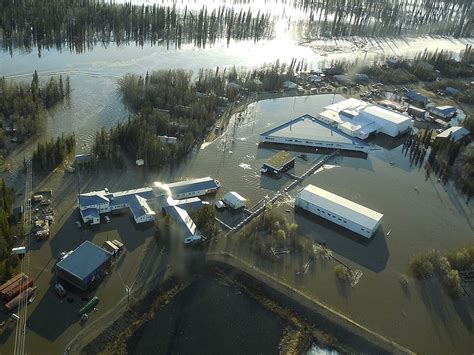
[{"left": 78, "top": 296, "right": 99, "bottom": 316}]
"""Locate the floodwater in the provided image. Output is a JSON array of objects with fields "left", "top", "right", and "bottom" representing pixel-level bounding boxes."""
[
  {"left": 1, "top": 2, "right": 473, "bottom": 353},
  {"left": 128, "top": 277, "right": 287, "bottom": 354},
  {"left": 148, "top": 93, "right": 473, "bottom": 354}
]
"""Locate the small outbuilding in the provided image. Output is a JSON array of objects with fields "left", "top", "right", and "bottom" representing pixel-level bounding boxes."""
[
  {"left": 56, "top": 241, "right": 111, "bottom": 290},
  {"left": 430, "top": 105, "right": 457, "bottom": 119},
  {"left": 261, "top": 151, "right": 295, "bottom": 175},
  {"left": 223, "top": 192, "right": 247, "bottom": 210}
]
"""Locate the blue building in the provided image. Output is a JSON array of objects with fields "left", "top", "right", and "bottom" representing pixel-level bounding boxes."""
[
  {"left": 406, "top": 90, "right": 429, "bottom": 106},
  {"left": 56, "top": 241, "right": 111, "bottom": 290}
]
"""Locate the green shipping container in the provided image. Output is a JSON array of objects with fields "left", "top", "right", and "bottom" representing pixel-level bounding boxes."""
[{"left": 78, "top": 296, "right": 99, "bottom": 316}]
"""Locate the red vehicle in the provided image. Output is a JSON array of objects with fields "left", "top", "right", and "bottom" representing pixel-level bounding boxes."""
[
  {"left": 54, "top": 283, "right": 67, "bottom": 298},
  {"left": 5, "top": 287, "right": 37, "bottom": 312}
]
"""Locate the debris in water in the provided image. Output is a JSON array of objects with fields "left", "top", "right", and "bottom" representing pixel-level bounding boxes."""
[{"left": 239, "top": 163, "right": 252, "bottom": 170}]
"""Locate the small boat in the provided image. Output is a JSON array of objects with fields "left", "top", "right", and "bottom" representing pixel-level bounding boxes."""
[
  {"left": 387, "top": 229, "right": 392, "bottom": 236},
  {"left": 28, "top": 296, "right": 36, "bottom": 304}
]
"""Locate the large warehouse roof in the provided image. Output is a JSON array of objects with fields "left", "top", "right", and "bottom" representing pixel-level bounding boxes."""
[
  {"left": 298, "top": 185, "right": 383, "bottom": 230},
  {"left": 56, "top": 241, "right": 111, "bottom": 281},
  {"left": 361, "top": 105, "right": 410, "bottom": 124},
  {"left": 260, "top": 114, "right": 369, "bottom": 147}
]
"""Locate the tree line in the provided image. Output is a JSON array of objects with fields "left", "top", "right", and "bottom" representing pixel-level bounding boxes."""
[
  {"left": 0, "top": 179, "right": 18, "bottom": 282},
  {"left": 0, "top": 0, "right": 274, "bottom": 56},
  {"left": 31, "top": 134, "right": 75, "bottom": 172},
  {"left": 0, "top": 71, "right": 70, "bottom": 152},
  {"left": 295, "top": 0, "right": 472, "bottom": 38},
  {"left": 94, "top": 61, "right": 304, "bottom": 168}
]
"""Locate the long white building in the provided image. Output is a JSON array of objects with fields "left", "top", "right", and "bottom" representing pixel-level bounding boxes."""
[
  {"left": 295, "top": 185, "right": 383, "bottom": 238},
  {"left": 154, "top": 177, "right": 221, "bottom": 200},
  {"left": 318, "top": 98, "right": 413, "bottom": 139}
]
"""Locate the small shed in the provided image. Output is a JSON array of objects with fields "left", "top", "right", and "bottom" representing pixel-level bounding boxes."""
[
  {"left": 136, "top": 159, "right": 144, "bottom": 166},
  {"left": 223, "top": 192, "right": 247, "bottom": 210},
  {"left": 262, "top": 151, "right": 295, "bottom": 175}
]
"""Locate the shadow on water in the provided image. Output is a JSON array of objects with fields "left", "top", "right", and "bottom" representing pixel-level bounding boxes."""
[
  {"left": 126, "top": 277, "right": 286, "bottom": 355},
  {"left": 294, "top": 209, "right": 389, "bottom": 273}
]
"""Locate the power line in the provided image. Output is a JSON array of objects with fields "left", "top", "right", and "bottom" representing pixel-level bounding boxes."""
[{"left": 14, "top": 159, "right": 32, "bottom": 355}]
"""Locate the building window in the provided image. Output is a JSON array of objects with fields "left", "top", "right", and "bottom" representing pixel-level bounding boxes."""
[{"left": 343, "top": 220, "right": 347, "bottom": 223}]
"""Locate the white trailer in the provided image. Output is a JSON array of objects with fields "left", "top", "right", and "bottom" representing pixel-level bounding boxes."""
[
  {"left": 223, "top": 192, "right": 247, "bottom": 209},
  {"left": 12, "top": 247, "right": 26, "bottom": 255}
]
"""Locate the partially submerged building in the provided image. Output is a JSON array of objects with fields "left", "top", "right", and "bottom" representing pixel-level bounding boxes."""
[
  {"left": 260, "top": 114, "right": 370, "bottom": 153},
  {"left": 156, "top": 177, "right": 221, "bottom": 199},
  {"left": 295, "top": 184, "right": 383, "bottom": 239},
  {"left": 318, "top": 98, "right": 413, "bottom": 139},
  {"left": 223, "top": 191, "right": 247, "bottom": 209},
  {"left": 56, "top": 241, "right": 111, "bottom": 290},
  {"left": 79, "top": 187, "right": 155, "bottom": 225},
  {"left": 261, "top": 151, "right": 295, "bottom": 175}
]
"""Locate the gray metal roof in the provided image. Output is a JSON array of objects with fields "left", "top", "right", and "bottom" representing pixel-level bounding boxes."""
[
  {"left": 261, "top": 114, "right": 369, "bottom": 147},
  {"left": 128, "top": 195, "right": 155, "bottom": 219},
  {"left": 56, "top": 241, "right": 111, "bottom": 281},
  {"left": 166, "top": 177, "right": 220, "bottom": 197},
  {"left": 79, "top": 193, "right": 109, "bottom": 208}
]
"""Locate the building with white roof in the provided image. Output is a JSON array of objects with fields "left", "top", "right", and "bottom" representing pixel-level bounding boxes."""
[
  {"left": 223, "top": 191, "right": 246, "bottom": 209},
  {"left": 436, "top": 126, "right": 470, "bottom": 142},
  {"left": 295, "top": 184, "right": 383, "bottom": 238},
  {"left": 260, "top": 114, "right": 370, "bottom": 153},
  {"left": 154, "top": 177, "right": 221, "bottom": 199},
  {"left": 79, "top": 187, "right": 155, "bottom": 225},
  {"left": 165, "top": 205, "right": 202, "bottom": 244},
  {"left": 318, "top": 98, "right": 413, "bottom": 139}
]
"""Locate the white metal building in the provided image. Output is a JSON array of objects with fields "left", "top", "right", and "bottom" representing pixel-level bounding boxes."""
[
  {"left": 156, "top": 177, "right": 221, "bottom": 199},
  {"left": 318, "top": 98, "right": 413, "bottom": 139},
  {"left": 295, "top": 185, "right": 383, "bottom": 238},
  {"left": 223, "top": 192, "right": 246, "bottom": 209},
  {"left": 166, "top": 205, "right": 202, "bottom": 244},
  {"left": 260, "top": 114, "right": 370, "bottom": 153}
]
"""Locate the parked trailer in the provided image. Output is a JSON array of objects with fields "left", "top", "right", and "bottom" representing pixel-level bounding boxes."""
[
  {"left": 2, "top": 277, "right": 33, "bottom": 301},
  {"left": 5, "top": 287, "right": 37, "bottom": 312},
  {"left": 78, "top": 296, "right": 99, "bottom": 316},
  {"left": 103, "top": 241, "right": 119, "bottom": 255},
  {"left": 11, "top": 247, "right": 26, "bottom": 255},
  {"left": 0, "top": 273, "right": 26, "bottom": 294}
]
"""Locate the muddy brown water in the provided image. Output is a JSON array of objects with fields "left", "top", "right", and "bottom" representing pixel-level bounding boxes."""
[{"left": 0, "top": 10, "right": 473, "bottom": 354}]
